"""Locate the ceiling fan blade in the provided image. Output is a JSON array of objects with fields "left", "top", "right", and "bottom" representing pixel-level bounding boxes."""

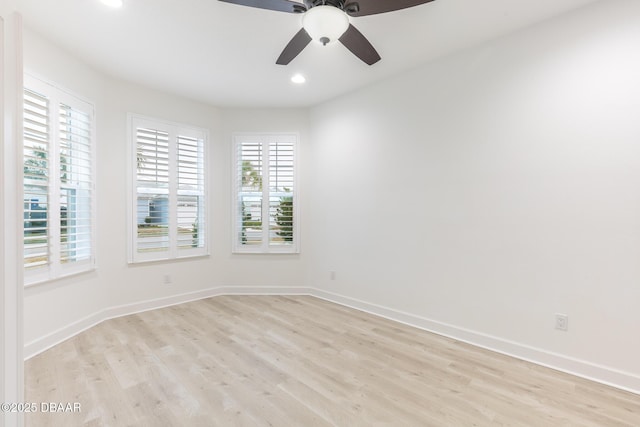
[
  {"left": 338, "top": 24, "right": 381, "bottom": 65},
  {"left": 344, "top": 0, "right": 435, "bottom": 17},
  {"left": 276, "top": 28, "right": 312, "bottom": 65},
  {"left": 218, "top": 0, "right": 306, "bottom": 14}
]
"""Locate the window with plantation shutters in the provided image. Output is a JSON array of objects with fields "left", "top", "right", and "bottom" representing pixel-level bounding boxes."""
[
  {"left": 23, "top": 76, "right": 96, "bottom": 285},
  {"left": 233, "top": 134, "right": 298, "bottom": 253},
  {"left": 129, "top": 115, "right": 208, "bottom": 263}
]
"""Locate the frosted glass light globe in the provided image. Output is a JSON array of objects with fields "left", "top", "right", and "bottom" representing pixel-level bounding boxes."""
[{"left": 302, "top": 6, "right": 349, "bottom": 46}]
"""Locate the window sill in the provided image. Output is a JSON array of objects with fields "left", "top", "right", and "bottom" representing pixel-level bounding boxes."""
[{"left": 24, "top": 266, "right": 97, "bottom": 289}]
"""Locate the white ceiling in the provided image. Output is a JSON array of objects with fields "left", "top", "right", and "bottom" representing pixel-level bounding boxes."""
[{"left": 17, "top": 0, "right": 599, "bottom": 108}]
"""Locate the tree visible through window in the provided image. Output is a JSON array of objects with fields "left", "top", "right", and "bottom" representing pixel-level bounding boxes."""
[{"left": 233, "top": 134, "right": 298, "bottom": 253}]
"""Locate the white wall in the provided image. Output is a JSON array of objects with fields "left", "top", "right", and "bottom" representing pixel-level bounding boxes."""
[
  {"left": 308, "top": 0, "right": 640, "bottom": 392},
  {"left": 22, "top": 29, "right": 309, "bottom": 356}
]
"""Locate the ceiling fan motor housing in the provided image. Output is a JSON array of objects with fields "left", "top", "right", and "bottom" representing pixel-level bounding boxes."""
[{"left": 299, "top": 0, "right": 360, "bottom": 14}]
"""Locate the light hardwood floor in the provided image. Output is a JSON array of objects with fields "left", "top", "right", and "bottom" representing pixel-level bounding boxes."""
[{"left": 25, "top": 295, "right": 640, "bottom": 426}]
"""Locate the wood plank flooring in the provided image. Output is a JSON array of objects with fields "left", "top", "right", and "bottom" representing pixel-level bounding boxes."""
[{"left": 25, "top": 295, "right": 640, "bottom": 426}]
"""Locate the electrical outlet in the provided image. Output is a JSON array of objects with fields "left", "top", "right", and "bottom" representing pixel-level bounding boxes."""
[
  {"left": 163, "top": 274, "right": 172, "bottom": 284},
  {"left": 555, "top": 313, "right": 568, "bottom": 331},
  {"left": 330, "top": 271, "right": 336, "bottom": 280}
]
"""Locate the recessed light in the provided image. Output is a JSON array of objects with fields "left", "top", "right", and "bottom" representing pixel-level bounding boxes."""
[
  {"left": 100, "top": 0, "right": 123, "bottom": 8},
  {"left": 291, "top": 74, "right": 306, "bottom": 84}
]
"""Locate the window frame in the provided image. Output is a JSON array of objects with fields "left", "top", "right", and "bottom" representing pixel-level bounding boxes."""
[
  {"left": 127, "top": 114, "right": 209, "bottom": 264},
  {"left": 232, "top": 133, "right": 299, "bottom": 254},
  {"left": 23, "top": 74, "right": 97, "bottom": 286}
]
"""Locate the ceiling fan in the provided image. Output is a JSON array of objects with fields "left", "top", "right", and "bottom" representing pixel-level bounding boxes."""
[{"left": 218, "top": 0, "right": 436, "bottom": 65}]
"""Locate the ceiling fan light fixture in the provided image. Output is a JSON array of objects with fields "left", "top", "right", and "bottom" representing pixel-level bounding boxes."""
[{"left": 302, "top": 6, "right": 349, "bottom": 46}]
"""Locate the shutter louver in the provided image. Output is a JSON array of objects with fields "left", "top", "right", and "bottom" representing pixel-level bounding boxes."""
[
  {"left": 130, "top": 116, "right": 208, "bottom": 262},
  {"left": 233, "top": 134, "right": 297, "bottom": 253},
  {"left": 177, "top": 135, "right": 205, "bottom": 250},
  {"left": 268, "top": 141, "right": 294, "bottom": 247},
  {"left": 136, "top": 127, "right": 170, "bottom": 253},
  {"left": 236, "top": 142, "right": 263, "bottom": 247},
  {"left": 23, "top": 89, "right": 50, "bottom": 270},
  {"left": 59, "top": 103, "right": 93, "bottom": 264},
  {"left": 23, "top": 77, "right": 96, "bottom": 285}
]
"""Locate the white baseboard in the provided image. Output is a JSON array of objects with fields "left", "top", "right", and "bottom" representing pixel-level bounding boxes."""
[
  {"left": 23, "top": 286, "right": 309, "bottom": 359},
  {"left": 24, "top": 285, "right": 640, "bottom": 395},
  {"left": 24, "top": 310, "right": 105, "bottom": 361},
  {"left": 104, "top": 286, "right": 309, "bottom": 320},
  {"left": 310, "top": 288, "right": 640, "bottom": 395}
]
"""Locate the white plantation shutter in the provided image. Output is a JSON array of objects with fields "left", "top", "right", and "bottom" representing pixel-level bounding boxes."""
[
  {"left": 129, "top": 115, "right": 208, "bottom": 263},
  {"left": 177, "top": 135, "right": 206, "bottom": 251},
  {"left": 23, "top": 77, "right": 96, "bottom": 285},
  {"left": 59, "top": 103, "right": 93, "bottom": 264},
  {"left": 268, "top": 141, "right": 295, "bottom": 247},
  {"left": 235, "top": 139, "right": 264, "bottom": 247},
  {"left": 233, "top": 134, "right": 298, "bottom": 253},
  {"left": 23, "top": 89, "right": 51, "bottom": 271},
  {"left": 135, "top": 127, "right": 170, "bottom": 254}
]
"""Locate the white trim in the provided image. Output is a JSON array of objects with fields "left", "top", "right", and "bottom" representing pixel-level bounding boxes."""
[
  {"left": 24, "top": 266, "right": 96, "bottom": 289},
  {"left": 2, "top": 9, "right": 24, "bottom": 427},
  {"left": 23, "top": 70, "right": 94, "bottom": 109},
  {"left": 127, "top": 113, "right": 210, "bottom": 263},
  {"left": 232, "top": 132, "right": 299, "bottom": 254},
  {"left": 310, "top": 288, "right": 640, "bottom": 396},
  {"left": 23, "top": 285, "right": 309, "bottom": 359},
  {"left": 23, "top": 286, "right": 640, "bottom": 396}
]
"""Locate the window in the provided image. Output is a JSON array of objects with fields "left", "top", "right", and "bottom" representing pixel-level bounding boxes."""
[
  {"left": 233, "top": 134, "right": 298, "bottom": 253},
  {"left": 129, "top": 115, "right": 208, "bottom": 263},
  {"left": 23, "top": 76, "right": 95, "bottom": 285}
]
